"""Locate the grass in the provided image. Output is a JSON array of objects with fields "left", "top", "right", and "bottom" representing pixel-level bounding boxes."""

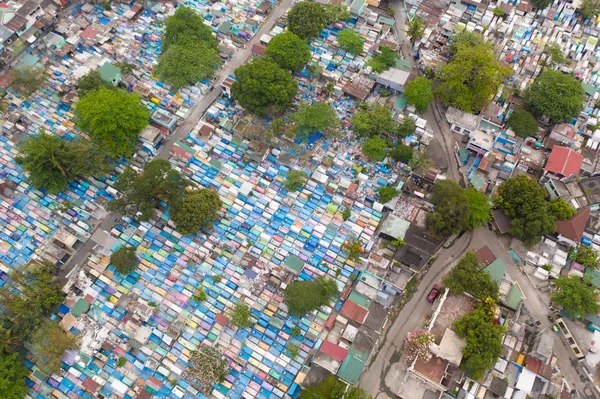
[{"left": 403, "top": 277, "right": 418, "bottom": 302}]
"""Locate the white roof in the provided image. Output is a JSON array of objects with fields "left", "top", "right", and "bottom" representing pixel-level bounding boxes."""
[
  {"left": 429, "top": 328, "right": 466, "bottom": 366},
  {"left": 515, "top": 368, "right": 536, "bottom": 393},
  {"left": 376, "top": 67, "right": 411, "bottom": 86}
]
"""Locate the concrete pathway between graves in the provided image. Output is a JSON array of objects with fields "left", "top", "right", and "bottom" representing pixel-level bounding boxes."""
[{"left": 58, "top": 0, "right": 295, "bottom": 281}]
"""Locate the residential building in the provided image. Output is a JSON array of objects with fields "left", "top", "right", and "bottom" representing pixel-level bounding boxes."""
[
  {"left": 445, "top": 106, "right": 479, "bottom": 135},
  {"left": 544, "top": 146, "right": 584, "bottom": 180}
]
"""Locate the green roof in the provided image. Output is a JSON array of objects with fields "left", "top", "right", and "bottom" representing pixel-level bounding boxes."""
[
  {"left": 394, "top": 93, "right": 408, "bottom": 110},
  {"left": 484, "top": 258, "right": 506, "bottom": 283},
  {"left": 99, "top": 62, "right": 122, "bottom": 84},
  {"left": 378, "top": 16, "right": 395, "bottom": 26},
  {"left": 174, "top": 140, "right": 195, "bottom": 154},
  {"left": 583, "top": 82, "right": 596, "bottom": 96},
  {"left": 505, "top": 283, "right": 523, "bottom": 310},
  {"left": 337, "top": 355, "right": 365, "bottom": 384},
  {"left": 284, "top": 255, "right": 304, "bottom": 272},
  {"left": 395, "top": 58, "right": 411, "bottom": 72},
  {"left": 458, "top": 148, "right": 470, "bottom": 163},
  {"left": 470, "top": 170, "right": 486, "bottom": 192},
  {"left": 350, "top": 0, "right": 366, "bottom": 14},
  {"left": 585, "top": 268, "right": 600, "bottom": 289},
  {"left": 348, "top": 290, "right": 371, "bottom": 308},
  {"left": 72, "top": 298, "right": 90, "bottom": 317}
]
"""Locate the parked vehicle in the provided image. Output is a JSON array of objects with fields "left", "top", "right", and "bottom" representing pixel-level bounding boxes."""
[{"left": 427, "top": 284, "right": 442, "bottom": 303}]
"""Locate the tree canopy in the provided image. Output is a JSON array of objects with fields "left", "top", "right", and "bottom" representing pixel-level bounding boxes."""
[
  {"left": 405, "top": 77, "right": 434, "bottom": 113},
  {"left": 454, "top": 305, "right": 505, "bottom": 380},
  {"left": 443, "top": 252, "right": 500, "bottom": 300},
  {"left": 155, "top": 42, "right": 222, "bottom": 89},
  {"left": 531, "top": 0, "right": 552, "bottom": 9},
  {"left": 552, "top": 276, "right": 600, "bottom": 318},
  {"left": 495, "top": 175, "right": 556, "bottom": 246},
  {"left": 162, "top": 6, "right": 217, "bottom": 51},
  {"left": 300, "top": 376, "right": 372, "bottom": 399},
  {"left": 368, "top": 46, "right": 400, "bottom": 73},
  {"left": 342, "top": 238, "right": 363, "bottom": 261},
  {"left": 170, "top": 189, "right": 222, "bottom": 235},
  {"left": 284, "top": 276, "right": 338, "bottom": 315},
  {"left": 265, "top": 32, "right": 311, "bottom": 71},
  {"left": 547, "top": 197, "right": 576, "bottom": 221},
  {"left": 75, "top": 88, "right": 150, "bottom": 157},
  {"left": 284, "top": 170, "right": 308, "bottom": 191},
  {"left": 351, "top": 106, "right": 396, "bottom": 138},
  {"left": 109, "top": 159, "right": 190, "bottom": 221},
  {"left": 435, "top": 31, "right": 510, "bottom": 113},
  {"left": 362, "top": 136, "right": 388, "bottom": 161},
  {"left": 377, "top": 185, "right": 400, "bottom": 203},
  {"left": 9, "top": 66, "right": 46, "bottom": 96},
  {"left": 508, "top": 108, "right": 539, "bottom": 138},
  {"left": 544, "top": 43, "right": 566, "bottom": 65},
  {"left": 287, "top": 1, "right": 329, "bottom": 40},
  {"left": 110, "top": 246, "right": 139, "bottom": 275},
  {"left": 337, "top": 29, "right": 363, "bottom": 55},
  {"left": 0, "top": 353, "right": 29, "bottom": 399},
  {"left": 464, "top": 189, "right": 492, "bottom": 230},
  {"left": 526, "top": 69, "right": 584, "bottom": 123},
  {"left": 31, "top": 321, "right": 80, "bottom": 373},
  {"left": 76, "top": 70, "right": 111, "bottom": 97},
  {"left": 16, "top": 132, "right": 110, "bottom": 194},
  {"left": 570, "top": 245, "right": 599, "bottom": 269},
  {"left": 230, "top": 303, "right": 253, "bottom": 328},
  {"left": 579, "top": 0, "right": 600, "bottom": 17},
  {"left": 185, "top": 347, "right": 230, "bottom": 393},
  {"left": 291, "top": 101, "right": 340, "bottom": 139},
  {"left": 397, "top": 115, "right": 416, "bottom": 138},
  {"left": 406, "top": 17, "right": 425, "bottom": 43},
  {"left": 390, "top": 144, "right": 413, "bottom": 163},
  {"left": 231, "top": 58, "right": 298, "bottom": 116}
]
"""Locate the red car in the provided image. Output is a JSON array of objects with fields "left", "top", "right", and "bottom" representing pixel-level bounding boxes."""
[{"left": 427, "top": 284, "right": 442, "bottom": 303}]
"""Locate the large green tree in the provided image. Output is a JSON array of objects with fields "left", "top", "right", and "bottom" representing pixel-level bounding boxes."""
[
  {"left": 579, "top": 0, "right": 600, "bottom": 17},
  {"left": 9, "top": 66, "right": 46, "bottom": 96},
  {"left": 406, "top": 17, "right": 425, "bottom": 43},
  {"left": 495, "top": 174, "right": 556, "bottom": 246},
  {"left": 231, "top": 58, "right": 298, "bottom": 116},
  {"left": 284, "top": 276, "right": 338, "bottom": 315},
  {"left": 31, "top": 321, "right": 80, "bottom": 373},
  {"left": 287, "top": 1, "right": 329, "bottom": 40},
  {"left": 397, "top": 115, "right": 416, "bottom": 138},
  {"left": 548, "top": 197, "right": 576, "bottom": 221},
  {"left": 464, "top": 189, "right": 492, "bottom": 230},
  {"left": 16, "top": 132, "right": 109, "bottom": 194},
  {"left": 155, "top": 42, "right": 222, "bottom": 89},
  {"left": 300, "top": 376, "right": 372, "bottom": 399},
  {"left": 170, "top": 189, "right": 222, "bottom": 235},
  {"left": 0, "top": 261, "right": 65, "bottom": 339},
  {"left": 230, "top": 303, "right": 253, "bottom": 328},
  {"left": 291, "top": 101, "right": 339, "bottom": 140},
  {"left": 552, "top": 276, "right": 600, "bottom": 318},
  {"left": 377, "top": 185, "right": 400, "bottom": 203},
  {"left": 265, "top": 32, "right": 311, "bottom": 71},
  {"left": 0, "top": 353, "right": 29, "bottom": 399},
  {"left": 109, "top": 159, "right": 189, "bottom": 221},
  {"left": 526, "top": 69, "right": 584, "bottom": 123},
  {"left": 368, "top": 46, "right": 400, "bottom": 73},
  {"left": 284, "top": 170, "right": 308, "bottom": 191},
  {"left": 405, "top": 77, "right": 434, "bottom": 113},
  {"left": 508, "top": 108, "right": 539, "bottom": 138},
  {"left": 454, "top": 306, "right": 505, "bottom": 379},
  {"left": 443, "top": 252, "right": 500, "bottom": 300},
  {"left": 531, "top": 0, "right": 552, "bottom": 9},
  {"left": 76, "top": 70, "right": 111, "bottom": 97},
  {"left": 570, "top": 245, "right": 599, "bottom": 269},
  {"left": 162, "top": 6, "right": 217, "bottom": 51},
  {"left": 435, "top": 32, "right": 510, "bottom": 113},
  {"left": 362, "top": 136, "right": 388, "bottom": 161},
  {"left": 75, "top": 88, "right": 150, "bottom": 157},
  {"left": 351, "top": 106, "right": 396, "bottom": 138},
  {"left": 110, "top": 246, "right": 139, "bottom": 275},
  {"left": 426, "top": 180, "right": 471, "bottom": 238},
  {"left": 337, "top": 29, "right": 363, "bottom": 55},
  {"left": 390, "top": 144, "right": 413, "bottom": 163}
]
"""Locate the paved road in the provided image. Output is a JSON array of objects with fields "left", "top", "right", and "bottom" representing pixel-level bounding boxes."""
[{"left": 58, "top": 0, "right": 294, "bottom": 280}]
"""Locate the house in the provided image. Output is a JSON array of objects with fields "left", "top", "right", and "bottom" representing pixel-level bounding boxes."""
[
  {"left": 547, "top": 123, "right": 577, "bottom": 147},
  {"left": 342, "top": 76, "right": 375, "bottom": 101},
  {"left": 445, "top": 106, "right": 480, "bottom": 135},
  {"left": 544, "top": 146, "right": 584, "bottom": 180},
  {"left": 350, "top": 0, "right": 366, "bottom": 15},
  {"left": 466, "top": 130, "right": 494, "bottom": 155},
  {"left": 256, "top": 1, "right": 271, "bottom": 15},
  {"left": 0, "top": 2, "right": 16, "bottom": 25},
  {"left": 98, "top": 62, "right": 122, "bottom": 86},
  {"left": 555, "top": 207, "right": 591, "bottom": 246},
  {"left": 251, "top": 43, "right": 266, "bottom": 57},
  {"left": 221, "top": 75, "right": 236, "bottom": 97},
  {"left": 43, "top": 31, "right": 65, "bottom": 50},
  {"left": 79, "top": 26, "right": 97, "bottom": 44},
  {"left": 493, "top": 209, "right": 511, "bottom": 234},
  {"left": 374, "top": 67, "right": 411, "bottom": 92}
]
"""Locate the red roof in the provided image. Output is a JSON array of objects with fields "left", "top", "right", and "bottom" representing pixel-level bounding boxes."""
[
  {"left": 524, "top": 355, "right": 541, "bottom": 374},
  {"left": 474, "top": 245, "right": 496, "bottom": 266},
  {"left": 319, "top": 340, "right": 348, "bottom": 362},
  {"left": 215, "top": 313, "right": 229, "bottom": 326},
  {"left": 555, "top": 208, "right": 590, "bottom": 242},
  {"left": 82, "top": 378, "right": 99, "bottom": 393},
  {"left": 80, "top": 26, "right": 98, "bottom": 40},
  {"left": 340, "top": 300, "right": 368, "bottom": 324},
  {"left": 544, "top": 146, "right": 584, "bottom": 178},
  {"left": 251, "top": 43, "right": 266, "bottom": 56}
]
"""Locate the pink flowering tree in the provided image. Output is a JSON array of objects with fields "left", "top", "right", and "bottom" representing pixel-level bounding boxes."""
[{"left": 405, "top": 330, "right": 434, "bottom": 366}]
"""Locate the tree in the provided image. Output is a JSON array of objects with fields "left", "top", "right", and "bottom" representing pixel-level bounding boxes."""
[
  {"left": 351, "top": 106, "right": 396, "bottom": 137},
  {"left": 324, "top": 3, "right": 352, "bottom": 23},
  {"left": 76, "top": 70, "right": 110, "bottom": 97},
  {"left": 0, "top": 328, "right": 20, "bottom": 355},
  {"left": 284, "top": 170, "right": 308, "bottom": 191},
  {"left": 508, "top": 108, "right": 539, "bottom": 138},
  {"left": 232, "top": 58, "right": 298, "bottom": 116},
  {"left": 405, "top": 330, "right": 435, "bottom": 366},
  {"left": 410, "top": 148, "right": 434, "bottom": 174},
  {"left": 544, "top": 42, "right": 566, "bottom": 65},
  {"left": 288, "top": 342, "right": 301, "bottom": 358},
  {"left": 548, "top": 197, "right": 576, "bottom": 221},
  {"left": 435, "top": 32, "right": 511, "bottom": 113},
  {"left": 155, "top": 42, "right": 222, "bottom": 89},
  {"left": 390, "top": 144, "right": 413, "bottom": 163},
  {"left": 464, "top": 189, "right": 491, "bottom": 230},
  {"left": 531, "top": 0, "right": 553, "bottom": 9},
  {"left": 0, "top": 261, "right": 65, "bottom": 339},
  {"left": 493, "top": 7, "right": 505, "bottom": 17},
  {"left": 570, "top": 245, "right": 599, "bottom": 269},
  {"left": 266, "top": 118, "right": 286, "bottom": 141},
  {"left": 110, "top": 246, "right": 139, "bottom": 275},
  {"left": 342, "top": 208, "right": 351, "bottom": 221},
  {"left": 16, "top": 132, "right": 109, "bottom": 194},
  {"left": 342, "top": 238, "right": 363, "bottom": 261},
  {"left": 427, "top": 180, "right": 471, "bottom": 238},
  {"left": 170, "top": 189, "right": 222, "bottom": 235},
  {"left": 526, "top": 69, "right": 584, "bottom": 123},
  {"left": 300, "top": 376, "right": 372, "bottom": 399},
  {"left": 284, "top": 276, "right": 338, "bottom": 315},
  {"left": 9, "top": 66, "right": 46, "bottom": 96},
  {"left": 454, "top": 306, "right": 505, "bottom": 379},
  {"left": 162, "top": 6, "right": 217, "bottom": 51},
  {"left": 230, "top": 303, "right": 253, "bottom": 328},
  {"left": 377, "top": 185, "right": 399, "bottom": 203},
  {"left": 405, "top": 77, "right": 433, "bottom": 113},
  {"left": 552, "top": 276, "right": 600, "bottom": 318},
  {"left": 368, "top": 46, "right": 400, "bottom": 73},
  {"left": 287, "top": 1, "right": 329, "bottom": 40},
  {"left": 362, "top": 136, "right": 387, "bottom": 161},
  {"left": 265, "top": 31, "right": 311, "bottom": 71},
  {"left": 443, "top": 252, "right": 500, "bottom": 300},
  {"left": 31, "top": 321, "right": 80, "bottom": 373},
  {"left": 74, "top": 88, "right": 150, "bottom": 157},
  {"left": 185, "top": 347, "right": 230, "bottom": 393},
  {"left": 291, "top": 101, "right": 340, "bottom": 140},
  {"left": 495, "top": 175, "right": 556, "bottom": 246},
  {"left": 0, "top": 353, "right": 29, "bottom": 399},
  {"left": 397, "top": 115, "right": 416, "bottom": 138},
  {"left": 337, "top": 29, "right": 363, "bottom": 55},
  {"left": 406, "top": 17, "right": 425, "bottom": 43},
  {"left": 109, "top": 159, "right": 189, "bottom": 221},
  {"left": 580, "top": 0, "right": 600, "bottom": 17}
]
